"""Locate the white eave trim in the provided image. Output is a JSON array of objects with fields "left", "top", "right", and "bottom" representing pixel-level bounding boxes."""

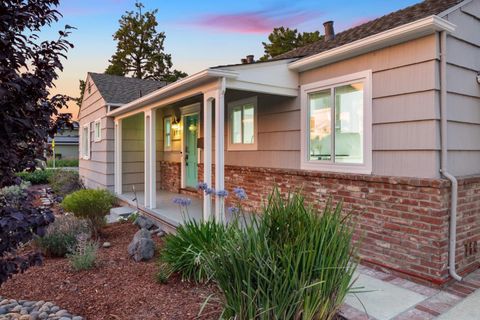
[
  {"left": 289, "top": 15, "right": 457, "bottom": 72},
  {"left": 107, "top": 68, "right": 238, "bottom": 117}
]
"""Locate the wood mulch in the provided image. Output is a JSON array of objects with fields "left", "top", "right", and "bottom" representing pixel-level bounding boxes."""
[{"left": 0, "top": 223, "right": 221, "bottom": 320}]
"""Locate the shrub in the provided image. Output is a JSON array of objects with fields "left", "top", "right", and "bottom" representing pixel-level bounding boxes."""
[
  {"left": 61, "top": 189, "right": 116, "bottom": 236},
  {"left": 205, "top": 189, "right": 358, "bottom": 320},
  {"left": 48, "top": 169, "right": 83, "bottom": 197},
  {"left": 16, "top": 170, "right": 54, "bottom": 185},
  {"left": 34, "top": 215, "right": 90, "bottom": 257},
  {"left": 160, "top": 219, "right": 237, "bottom": 283},
  {"left": 67, "top": 234, "right": 98, "bottom": 271},
  {"left": 0, "top": 180, "right": 30, "bottom": 208},
  {"left": 46, "top": 159, "right": 79, "bottom": 168}
]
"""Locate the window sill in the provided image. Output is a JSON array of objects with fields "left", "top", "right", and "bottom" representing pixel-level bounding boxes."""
[{"left": 300, "top": 161, "right": 372, "bottom": 175}]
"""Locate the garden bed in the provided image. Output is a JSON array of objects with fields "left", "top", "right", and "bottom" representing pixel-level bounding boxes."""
[{"left": 0, "top": 223, "right": 221, "bottom": 320}]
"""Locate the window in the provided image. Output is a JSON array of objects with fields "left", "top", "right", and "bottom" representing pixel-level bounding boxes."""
[
  {"left": 301, "top": 70, "right": 372, "bottom": 173},
  {"left": 93, "top": 119, "right": 101, "bottom": 142},
  {"left": 228, "top": 97, "right": 257, "bottom": 150},
  {"left": 164, "top": 116, "right": 172, "bottom": 151},
  {"left": 81, "top": 123, "right": 91, "bottom": 160}
]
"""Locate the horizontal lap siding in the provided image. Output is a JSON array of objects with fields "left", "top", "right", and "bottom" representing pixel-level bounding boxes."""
[
  {"left": 444, "top": 2, "right": 480, "bottom": 176},
  {"left": 299, "top": 35, "right": 440, "bottom": 178},
  {"left": 78, "top": 75, "right": 114, "bottom": 190},
  {"left": 122, "top": 113, "right": 145, "bottom": 191}
]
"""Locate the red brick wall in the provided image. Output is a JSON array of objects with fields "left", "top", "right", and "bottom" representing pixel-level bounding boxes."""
[
  {"left": 157, "top": 161, "right": 181, "bottom": 193},
  {"left": 161, "top": 161, "right": 480, "bottom": 285}
]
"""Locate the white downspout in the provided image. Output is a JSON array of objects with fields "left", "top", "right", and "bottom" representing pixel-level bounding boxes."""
[{"left": 439, "top": 30, "right": 462, "bottom": 281}]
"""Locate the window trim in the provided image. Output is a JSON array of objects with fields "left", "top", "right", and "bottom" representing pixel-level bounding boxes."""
[
  {"left": 227, "top": 96, "right": 258, "bottom": 151},
  {"left": 300, "top": 70, "right": 372, "bottom": 174},
  {"left": 81, "top": 123, "right": 91, "bottom": 160},
  {"left": 93, "top": 118, "right": 102, "bottom": 142},
  {"left": 164, "top": 116, "right": 172, "bottom": 151}
]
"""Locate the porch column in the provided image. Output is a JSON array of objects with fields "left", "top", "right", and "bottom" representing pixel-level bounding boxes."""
[
  {"left": 202, "top": 93, "right": 214, "bottom": 220},
  {"left": 114, "top": 119, "right": 122, "bottom": 195},
  {"left": 144, "top": 110, "right": 156, "bottom": 209},
  {"left": 214, "top": 78, "right": 226, "bottom": 221}
]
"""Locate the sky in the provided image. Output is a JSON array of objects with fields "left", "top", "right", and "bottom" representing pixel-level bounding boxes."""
[{"left": 45, "top": 0, "right": 420, "bottom": 118}]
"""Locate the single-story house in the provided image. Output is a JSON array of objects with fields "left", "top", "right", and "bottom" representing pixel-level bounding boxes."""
[
  {"left": 78, "top": 0, "right": 480, "bottom": 286},
  {"left": 47, "top": 120, "right": 79, "bottom": 160}
]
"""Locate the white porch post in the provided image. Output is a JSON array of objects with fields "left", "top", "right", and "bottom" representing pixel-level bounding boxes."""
[
  {"left": 203, "top": 93, "right": 214, "bottom": 220},
  {"left": 214, "top": 78, "right": 226, "bottom": 221},
  {"left": 144, "top": 110, "right": 156, "bottom": 209},
  {"left": 114, "top": 119, "right": 122, "bottom": 195}
]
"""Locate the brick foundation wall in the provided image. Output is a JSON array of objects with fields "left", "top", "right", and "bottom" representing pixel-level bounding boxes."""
[
  {"left": 157, "top": 161, "right": 181, "bottom": 193},
  {"left": 162, "top": 162, "right": 480, "bottom": 285}
]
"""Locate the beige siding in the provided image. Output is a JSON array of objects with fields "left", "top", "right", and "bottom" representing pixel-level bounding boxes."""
[
  {"left": 299, "top": 35, "right": 440, "bottom": 178},
  {"left": 443, "top": 1, "right": 480, "bottom": 176},
  {"left": 122, "top": 113, "right": 145, "bottom": 192},
  {"left": 78, "top": 74, "right": 114, "bottom": 190}
]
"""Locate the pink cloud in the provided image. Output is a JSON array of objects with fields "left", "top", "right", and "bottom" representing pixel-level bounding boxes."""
[{"left": 191, "top": 9, "right": 322, "bottom": 34}]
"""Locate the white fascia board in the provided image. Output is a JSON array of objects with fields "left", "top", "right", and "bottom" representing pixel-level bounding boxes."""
[
  {"left": 107, "top": 68, "right": 238, "bottom": 117},
  {"left": 289, "top": 15, "right": 457, "bottom": 72}
]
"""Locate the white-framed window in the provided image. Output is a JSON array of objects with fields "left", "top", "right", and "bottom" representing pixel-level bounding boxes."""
[
  {"left": 164, "top": 116, "right": 172, "bottom": 151},
  {"left": 300, "top": 70, "right": 372, "bottom": 174},
  {"left": 227, "top": 96, "right": 258, "bottom": 151},
  {"left": 81, "top": 123, "right": 91, "bottom": 160},
  {"left": 93, "top": 118, "right": 101, "bottom": 142}
]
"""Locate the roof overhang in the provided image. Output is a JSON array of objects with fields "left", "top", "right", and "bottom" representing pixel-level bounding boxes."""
[{"left": 289, "top": 15, "right": 457, "bottom": 72}]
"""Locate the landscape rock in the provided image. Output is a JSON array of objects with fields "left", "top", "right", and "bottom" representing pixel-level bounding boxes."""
[
  {"left": 0, "top": 297, "right": 82, "bottom": 320},
  {"left": 134, "top": 215, "right": 155, "bottom": 230},
  {"left": 127, "top": 228, "right": 155, "bottom": 261},
  {"left": 102, "top": 242, "right": 111, "bottom": 248}
]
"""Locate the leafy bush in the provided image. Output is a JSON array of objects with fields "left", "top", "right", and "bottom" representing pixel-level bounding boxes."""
[
  {"left": 61, "top": 189, "right": 116, "bottom": 236},
  {"left": 16, "top": 170, "right": 54, "bottom": 185},
  {"left": 0, "top": 180, "right": 30, "bottom": 208},
  {"left": 0, "top": 194, "right": 54, "bottom": 284},
  {"left": 160, "top": 219, "right": 236, "bottom": 283},
  {"left": 46, "top": 159, "right": 79, "bottom": 168},
  {"left": 35, "top": 215, "right": 90, "bottom": 257},
  {"left": 205, "top": 189, "right": 358, "bottom": 320},
  {"left": 48, "top": 169, "right": 83, "bottom": 197},
  {"left": 67, "top": 234, "right": 98, "bottom": 271}
]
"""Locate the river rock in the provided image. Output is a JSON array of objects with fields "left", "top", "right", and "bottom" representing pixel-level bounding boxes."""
[{"left": 128, "top": 228, "right": 155, "bottom": 261}]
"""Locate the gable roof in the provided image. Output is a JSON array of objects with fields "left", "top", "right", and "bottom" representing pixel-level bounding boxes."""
[
  {"left": 88, "top": 72, "right": 167, "bottom": 105},
  {"left": 275, "top": 0, "right": 464, "bottom": 60}
]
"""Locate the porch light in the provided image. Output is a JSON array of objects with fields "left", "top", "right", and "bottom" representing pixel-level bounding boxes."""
[{"left": 171, "top": 118, "right": 181, "bottom": 130}]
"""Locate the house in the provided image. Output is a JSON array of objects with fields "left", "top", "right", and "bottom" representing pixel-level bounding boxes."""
[
  {"left": 47, "top": 120, "right": 79, "bottom": 160},
  {"left": 78, "top": 0, "right": 480, "bottom": 286}
]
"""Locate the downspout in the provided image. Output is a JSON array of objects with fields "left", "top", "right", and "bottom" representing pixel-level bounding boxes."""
[{"left": 439, "top": 30, "right": 462, "bottom": 281}]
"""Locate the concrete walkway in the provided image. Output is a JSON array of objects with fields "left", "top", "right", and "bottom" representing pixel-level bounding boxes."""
[{"left": 341, "top": 265, "right": 480, "bottom": 320}]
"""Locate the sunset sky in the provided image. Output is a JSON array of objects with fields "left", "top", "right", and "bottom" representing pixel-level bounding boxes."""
[{"left": 46, "top": 0, "right": 419, "bottom": 118}]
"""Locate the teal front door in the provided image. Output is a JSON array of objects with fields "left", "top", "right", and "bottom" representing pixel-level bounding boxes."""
[{"left": 184, "top": 114, "right": 199, "bottom": 188}]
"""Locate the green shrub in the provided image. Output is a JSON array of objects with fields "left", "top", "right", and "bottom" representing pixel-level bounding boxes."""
[
  {"left": 48, "top": 169, "right": 83, "bottom": 197},
  {"left": 205, "top": 189, "right": 358, "bottom": 320},
  {"left": 46, "top": 158, "right": 79, "bottom": 168},
  {"left": 61, "top": 189, "right": 116, "bottom": 236},
  {"left": 67, "top": 233, "right": 98, "bottom": 271},
  {"left": 16, "top": 169, "right": 54, "bottom": 184},
  {"left": 155, "top": 262, "right": 174, "bottom": 284},
  {"left": 35, "top": 215, "right": 90, "bottom": 257},
  {"left": 160, "top": 219, "right": 237, "bottom": 283},
  {"left": 0, "top": 180, "right": 30, "bottom": 208}
]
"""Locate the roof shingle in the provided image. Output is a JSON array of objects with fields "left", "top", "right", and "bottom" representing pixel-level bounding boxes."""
[
  {"left": 275, "top": 0, "right": 463, "bottom": 60},
  {"left": 89, "top": 72, "right": 167, "bottom": 105}
]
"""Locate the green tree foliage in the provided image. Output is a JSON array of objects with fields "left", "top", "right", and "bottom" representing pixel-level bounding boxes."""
[
  {"left": 105, "top": 2, "right": 187, "bottom": 82},
  {"left": 260, "top": 27, "right": 323, "bottom": 61},
  {"left": 73, "top": 79, "right": 85, "bottom": 108}
]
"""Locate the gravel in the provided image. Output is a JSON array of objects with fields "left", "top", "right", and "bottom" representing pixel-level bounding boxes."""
[{"left": 0, "top": 297, "right": 83, "bottom": 320}]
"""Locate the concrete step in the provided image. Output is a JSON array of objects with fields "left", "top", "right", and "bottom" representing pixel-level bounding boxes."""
[{"left": 107, "top": 206, "right": 137, "bottom": 224}]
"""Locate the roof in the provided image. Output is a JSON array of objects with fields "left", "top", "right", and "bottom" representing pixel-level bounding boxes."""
[
  {"left": 275, "top": 0, "right": 464, "bottom": 60},
  {"left": 88, "top": 72, "right": 168, "bottom": 105}
]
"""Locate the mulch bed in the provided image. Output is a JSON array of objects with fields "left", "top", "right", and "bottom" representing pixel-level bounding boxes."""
[{"left": 0, "top": 223, "right": 221, "bottom": 320}]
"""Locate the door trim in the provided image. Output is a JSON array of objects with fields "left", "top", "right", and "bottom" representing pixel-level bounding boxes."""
[{"left": 180, "top": 103, "right": 201, "bottom": 189}]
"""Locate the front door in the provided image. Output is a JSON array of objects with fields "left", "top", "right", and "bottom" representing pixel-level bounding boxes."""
[{"left": 184, "top": 113, "right": 199, "bottom": 188}]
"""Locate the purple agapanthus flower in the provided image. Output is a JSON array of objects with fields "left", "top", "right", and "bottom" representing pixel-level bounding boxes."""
[
  {"left": 216, "top": 190, "right": 228, "bottom": 198},
  {"left": 172, "top": 197, "right": 192, "bottom": 207},
  {"left": 227, "top": 206, "right": 240, "bottom": 215},
  {"left": 197, "top": 182, "right": 208, "bottom": 191},
  {"left": 233, "top": 187, "right": 247, "bottom": 200},
  {"left": 205, "top": 188, "right": 216, "bottom": 195}
]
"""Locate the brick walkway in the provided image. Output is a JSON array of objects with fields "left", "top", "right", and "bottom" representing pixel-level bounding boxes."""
[{"left": 341, "top": 265, "right": 480, "bottom": 320}]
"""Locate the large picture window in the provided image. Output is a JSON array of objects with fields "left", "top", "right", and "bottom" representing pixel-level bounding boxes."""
[
  {"left": 301, "top": 71, "right": 372, "bottom": 173},
  {"left": 228, "top": 97, "right": 257, "bottom": 150}
]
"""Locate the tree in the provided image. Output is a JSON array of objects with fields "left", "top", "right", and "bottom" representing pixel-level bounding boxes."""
[
  {"left": 105, "top": 2, "right": 187, "bottom": 82},
  {"left": 74, "top": 80, "right": 86, "bottom": 108},
  {"left": 260, "top": 27, "right": 323, "bottom": 61}
]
